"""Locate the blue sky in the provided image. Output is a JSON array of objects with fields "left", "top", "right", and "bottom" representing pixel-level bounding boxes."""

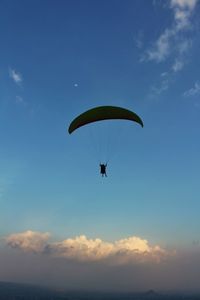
[{"left": 1, "top": 0, "right": 200, "bottom": 291}]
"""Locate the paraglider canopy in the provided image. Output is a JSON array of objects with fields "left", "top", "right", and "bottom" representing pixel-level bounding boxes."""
[{"left": 68, "top": 105, "right": 143, "bottom": 134}]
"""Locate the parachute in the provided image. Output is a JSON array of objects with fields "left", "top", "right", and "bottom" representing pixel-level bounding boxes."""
[{"left": 68, "top": 106, "right": 143, "bottom": 134}]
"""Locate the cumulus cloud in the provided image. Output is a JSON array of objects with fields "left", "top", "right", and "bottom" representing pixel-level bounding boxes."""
[
  {"left": 4, "top": 232, "right": 200, "bottom": 292},
  {"left": 51, "top": 235, "right": 169, "bottom": 264},
  {"left": 142, "top": 0, "right": 198, "bottom": 67},
  {"left": 183, "top": 81, "right": 200, "bottom": 96},
  {"left": 6, "top": 231, "right": 50, "bottom": 253},
  {"left": 9, "top": 68, "right": 23, "bottom": 85},
  {"left": 52, "top": 235, "right": 114, "bottom": 262},
  {"left": 5, "top": 231, "right": 171, "bottom": 264}
]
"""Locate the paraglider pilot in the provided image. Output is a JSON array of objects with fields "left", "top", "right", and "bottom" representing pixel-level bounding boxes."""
[{"left": 100, "top": 163, "right": 107, "bottom": 177}]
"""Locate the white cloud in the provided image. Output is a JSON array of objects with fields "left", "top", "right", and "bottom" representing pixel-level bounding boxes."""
[
  {"left": 142, "top": 0, "right": 198, "bottom": 64},
  {"left": 53, "top": 235, "right": 114, "bottom": 262},
  {"left": 9, "top": 68, "right": 23, "bottom": 84},
  {"left": 178, "top": 39, "right": 192, "bottom": 54},
  {"left": 151, "top": 78, "right": 170, "bottom": 95},
  {"left": 145, "top": 29, "right": 172, "bottom": 63},
  {"left": 142, "top": 0, "right": 198, "bottom": 96},
  {"left": 5, "top": 231, "right": 172, "bottom": 264},
  {"left": 6, "top": 231, "right": 50, "bottom": 253},
  {"left": 171, "top": 0, "right": 198, "bottom": 11},
  {"left": 170, "top": 0, "right": 198, "bottom": 30},
  {"left": 174, "top": 9, "right": 191, "bottom": 30},
  {"left": 172, "top": 58, "right": 184, "bottom": 72},
  {"left": 183, "top": 81, "right": 200, "bottom": 96}
]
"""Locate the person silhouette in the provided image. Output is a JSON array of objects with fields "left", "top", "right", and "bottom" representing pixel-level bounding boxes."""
[{"left": 99, "top": 163, "right": 107, "bottom": 177}]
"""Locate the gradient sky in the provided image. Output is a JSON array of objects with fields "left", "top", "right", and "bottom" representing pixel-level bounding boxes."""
[{"left": 1, "top": 0, "right": 200, "bottom": 292}]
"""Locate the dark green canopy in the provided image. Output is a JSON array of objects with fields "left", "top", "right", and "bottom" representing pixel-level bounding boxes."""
[{"left": 68, "top": 105, "right": 143, "bottom": 134}]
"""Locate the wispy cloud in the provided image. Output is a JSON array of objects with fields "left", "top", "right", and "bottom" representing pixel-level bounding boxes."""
[
  {"left": 9, "top": 68, "right": 23, "bottom": 85},
  {"left": 151, "top": 78, "right": 170, "bottom": 96},
  {"left": 178, "top": 39, "right": 192, "bottom": 54},
  {"left": 172, "top": 58, "right": 184, "bottom": 72},
  {"left": 183, "top": 81, "right": 200, "bottom": 96},
  {"left": 16, "top": 96, "right": 24, "bottom": 104},
  {"left": 171, "top": 0, "right": 197, "bottom": 30},
  {"left": 134, "top": 30, "right": 144, "bottom": 49},
  {"left": 143, "top": 29, "right": 172, "bottom": 63},
  {"left": 143, "top": 0, "right": 198, "bottom": 97},
  {"left": 141, "top": 0, "right": 198, "bottom": 69},
  {"left": 6, "top": 230, "right": 172, "bottom": 264}
]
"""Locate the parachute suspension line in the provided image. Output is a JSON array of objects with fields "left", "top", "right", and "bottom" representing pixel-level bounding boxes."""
[
  {"left": 105, "top": 121, "right": 126, "bottom": 164},
  {"left": 87, "top": 122, "right": 111, "bottom": 164},
  {"left": 87, "top": 125, "right": 102, "bottom": 164},
  {"left": 87, "top": 121, "right": 109, "bottom": 164},
  {"left": 103, "top": 120, "right": 115, "bottom": 164}
]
